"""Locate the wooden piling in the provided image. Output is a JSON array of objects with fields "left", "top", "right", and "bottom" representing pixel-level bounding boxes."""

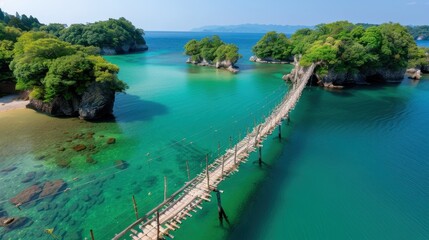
[
  {"left": 278, "top": 123, "right": 282, "bottom": 140},
  {"left": 156, "top": 210, "right": 160, "bottom": 240},
  {"left": 214, "top": 189, "right": 230, "bottom": 226},
  {"left": 90, "top": 229, "right": 95, "bottom": 240},
  {"left": 132, "top": 195, "right": 138, "bottom": 220},
  {"left": 164, "top": 176, "right": 167, "bottom": 202},
  {"left": 258, "top": 146, "right": 262, "bottom": 166}
]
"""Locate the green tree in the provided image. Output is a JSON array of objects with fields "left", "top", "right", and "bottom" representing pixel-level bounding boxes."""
[{"left": 252, "top": 31, "right": 292, "bottom": 61}]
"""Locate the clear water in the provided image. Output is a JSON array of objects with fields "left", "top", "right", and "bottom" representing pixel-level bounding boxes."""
[{"left": 0, "top": 32, "right": 428, "bottom": 240}]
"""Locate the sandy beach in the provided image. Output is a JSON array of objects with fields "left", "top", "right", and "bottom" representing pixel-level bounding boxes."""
[{"left": 0, "top": 95, "right": 29, "bottom": 112}]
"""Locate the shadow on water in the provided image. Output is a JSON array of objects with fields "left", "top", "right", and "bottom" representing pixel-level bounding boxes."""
[{"left": 113, "top": 93, "right": 168, "bottom": 122}]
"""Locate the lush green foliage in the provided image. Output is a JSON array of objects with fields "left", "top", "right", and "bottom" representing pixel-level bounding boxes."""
[
  {"left": 252, "top": 31, "right": 292, "bottom": 61},
  {"left": 184, "top": 36, "right": 241, "bottom": 64},
  {"left": 10, "top": 32, "right": 127, "bottom": 102},
  {"left": 0, "top": 23, "right": 21, "bottom": 81},
  {"left": 0, "top": 8, "right": 42, "bottom": 31},
  {"left": 57, "top": 18, "right": 146, "bottom": 50},
  {"left": 287, "top": 21, "right": 419, "bottom": 76}
]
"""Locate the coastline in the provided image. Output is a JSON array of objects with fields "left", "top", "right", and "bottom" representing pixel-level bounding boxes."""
[{"left": 0, "top": 95, "right": 29, "bottom": 112}]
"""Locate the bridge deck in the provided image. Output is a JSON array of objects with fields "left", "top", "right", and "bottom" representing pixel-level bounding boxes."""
[{"left": 113, "top": 63, "right": 316, "bottom": 240}]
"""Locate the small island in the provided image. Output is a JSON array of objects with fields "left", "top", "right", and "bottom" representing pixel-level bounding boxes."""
[
  {"left": 248, "top": 21, "right": 427, "bottom": 87},
  {"left": 184, "top": 35, "right": 241, "bottom": 73},
  {"left": 0, "top": 8, "right": 147, "bottom": 119}
]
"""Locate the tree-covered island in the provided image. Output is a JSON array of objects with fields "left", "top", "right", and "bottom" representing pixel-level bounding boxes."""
[
  {"left": 184, "top": 36, "right": 242, "bottom": 73},
  {"left": 252, "top": 21, "right": 428, "bottom": 87},
  {"left": 0, "top": 8, "right": 148, "bottom": 119}
]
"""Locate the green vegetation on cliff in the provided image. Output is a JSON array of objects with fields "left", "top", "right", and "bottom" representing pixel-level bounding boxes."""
[
  {"left": 10, "top": 32, "right": 127, "bottom": 102},
  {"left": 184, "top": 36, "right": 241, "bottom": 64},
  {"left": 252, "top": 31, "right": 292, "bottom": 61},
  {"left": 253, "top": 21, "right": 422, "bottom": 79},
  {"left": 294, "top": 22, "right": 421, "bottom": 77}
]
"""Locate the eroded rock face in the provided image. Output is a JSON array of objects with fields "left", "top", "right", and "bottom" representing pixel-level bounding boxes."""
[
  {"left": 26, "top": 96, "right": 80, "bottom": 117},
  {"left": 406, "top": 68, "right": 422, "bottom": 80},
  {"left": 187, "top": 58, "right": 240, "bottom": 73},
  {"left": 78, "top": 82, "right": 115, "bottom": 120},
  {"left": 27, "top": 82, "right": 116, "bottom": 120}
]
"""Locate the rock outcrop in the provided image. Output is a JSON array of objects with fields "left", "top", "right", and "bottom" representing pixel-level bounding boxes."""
[
  {"left": 186, "top": 58, "right": 240, "bottom": 73},
  {"left": 406, "top": 68, "right": 422, "bottom": 80},
  {"left": 27, "top": 81, "right": 116, "bottom": 120},
  {"left": 249, "top": 56, "right": 292, "bottom": 64},
  {"left": 283, "top": 56, "right": 406, "bottom": 88}
]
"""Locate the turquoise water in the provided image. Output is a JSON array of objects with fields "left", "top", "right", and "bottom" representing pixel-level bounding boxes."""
[{"left": 0, "top": 32, "right": 428, "bottom": 240}]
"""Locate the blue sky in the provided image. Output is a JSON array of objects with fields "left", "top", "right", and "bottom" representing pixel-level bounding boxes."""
[{"left": 0, "top": 0, "right": 428, "bottom": 30}]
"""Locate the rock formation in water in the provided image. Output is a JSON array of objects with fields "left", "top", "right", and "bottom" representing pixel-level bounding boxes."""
[
  {"left": 186, "top": 58, "right": 240, "bottom": 73},
  {"left": 283, "top": 57, "right": 406, "bottom": 88},
  {"left": 406, "top": 68, "right": 422, "bottom": 80},
  {"left": 27, "top": 82, "right": 116, "bottom": 120}
]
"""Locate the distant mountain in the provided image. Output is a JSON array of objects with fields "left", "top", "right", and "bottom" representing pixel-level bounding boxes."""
[{"left": 191, "top": 24, "right": 313, "bottom": 34}]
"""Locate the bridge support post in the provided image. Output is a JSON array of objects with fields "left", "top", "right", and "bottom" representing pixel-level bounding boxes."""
[
  {"left": 156, "top": 210, "right": 160, "bottom": 240},
  {"left": 132, "top": 195, "right": 138, "bottom": 220},
  {"left": 214, "top": 189, "right": 230, "bottom": 227},
  {"left": 90, "top": 229, "right": 95, "bottom": 240},
  {"left": 258, "top": 146, "right": 262, "bottom": 166}
]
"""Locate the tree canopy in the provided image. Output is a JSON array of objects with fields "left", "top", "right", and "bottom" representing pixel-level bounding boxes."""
[
  {"left": 252, "top": 31, "right": 292, "bottom": 61},
  {"left": 57, "top": 18, "right": 146, "bottom": 50},
  {"left": 10, "top": 32, "right": 127, "bottom": 102},
  {"left": 184, "top": 36, "right": 241, "bottom": 64}
]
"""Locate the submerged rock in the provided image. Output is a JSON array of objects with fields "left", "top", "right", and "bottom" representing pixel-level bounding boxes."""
[
  {"left": 56, "top": 159, "right": 71, "bottom": 168},
  {"left": 107, "top": 138, "right": 116, "bottom": 144},
  {"left": 115, "top": 160, "right": 128, "bottom": 170},
  {"left": 0, "top": 166, "right": 17, "bottom": 173},
  {"left": 10, "top": 185, "right": 42, "bottom": 205},
  {"left": 72, "top": 144, "right": 87, "bottom": 152},
  {"left": 40, "top": 180, "right": 67, "bottom": 198},
  {"left": 21, "top": 172, "right": 36, "bottom": 183}
]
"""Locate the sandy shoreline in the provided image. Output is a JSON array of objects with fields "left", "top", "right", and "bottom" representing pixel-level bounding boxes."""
[{"left": 0, "top": 95, "right": 30, "bottom": 112}]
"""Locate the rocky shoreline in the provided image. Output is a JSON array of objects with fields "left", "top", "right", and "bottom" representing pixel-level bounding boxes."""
[
  {"left": 186, "top": 58, "right": 240, "bottom": 73},
  {"left": 249, "top": 56, "right": 291, "bottom": 64},
  {"left": 26, "top": 82, "right": 116, "bottom": 120}
]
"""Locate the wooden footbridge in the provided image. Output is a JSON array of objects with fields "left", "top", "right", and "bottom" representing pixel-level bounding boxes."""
[{"left": 112, "top": 63, "right": 316, "bottom": 240}]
